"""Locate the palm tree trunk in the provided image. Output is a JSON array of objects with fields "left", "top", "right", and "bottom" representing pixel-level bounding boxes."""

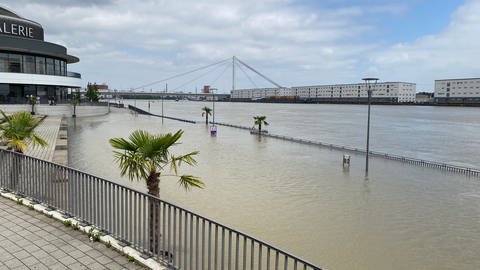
[
  {"left": 147, "top": 172, "right": 160, "bottom": 254},
  {"left": 205, "top": 114, "right": 208, "bottom": 125},
  {"left": 258, "top": 122, "right": 262, "bottom": 133}
]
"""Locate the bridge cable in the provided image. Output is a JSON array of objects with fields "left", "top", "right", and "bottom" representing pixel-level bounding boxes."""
[
  {"left": 171, "top": 61, "right": 230, "bottom": 92},
  {"left": 208, "top": 61, "right": 232, "bottom": 87},
  {"left": 132, "top": 58, "right": 231, "bottom": 91},
  {"left": 235, "top": 61, "right": 259, "bottom": 89},
  {"left": 235, "top": 57, "right": 284, "bottom": 89}
]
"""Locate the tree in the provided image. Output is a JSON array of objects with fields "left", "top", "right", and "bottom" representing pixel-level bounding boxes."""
[
  {"left": 109, "top": 129, "right": 204, "bottom": 253},
  {"left": 253, "top": 116, "right": 269, "bottom": 134},
  {"left": 28, "top": 95, "right": 37, "bottom": 115},
  {"left": 86, "top": 83, "right": 99, "bottom": 102},
  {"left": 0, "top": 110, "right": 48, "bottom": 153},
  {"left": 0, "top": 110, "right": 48, "bottom": 190},
  {"left": 201, "top": 106, "right": 212, "bottom": 125},
  {"left": 70, "top": 91, "right": 80, "bottom": 118}
]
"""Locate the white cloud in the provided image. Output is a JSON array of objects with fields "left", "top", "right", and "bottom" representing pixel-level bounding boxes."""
[
  {"left": 2, "top": 0, "right": 477, "bottom": 91},
  {"left": 370, "top": 0, "right": 480, "bottom": 90}
]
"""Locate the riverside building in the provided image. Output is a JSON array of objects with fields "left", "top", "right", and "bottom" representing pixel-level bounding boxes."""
[
  {"left": 0, "top": 6, "right": 81, "bottom": 104},
  {"left": 231, "top": 82, "right": 416, "bottom": 103},
  {"left": 434, "top": 78, "right": 480, "bottom": 105}
]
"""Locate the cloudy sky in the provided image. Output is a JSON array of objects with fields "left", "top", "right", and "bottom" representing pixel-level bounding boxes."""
[{"left": 3, "top": 0, "right": 479, "bottom": 93}]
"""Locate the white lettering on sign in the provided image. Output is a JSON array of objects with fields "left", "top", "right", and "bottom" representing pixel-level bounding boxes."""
[{"left": 0, "top": 21, "right": 34, "bottom": 38}]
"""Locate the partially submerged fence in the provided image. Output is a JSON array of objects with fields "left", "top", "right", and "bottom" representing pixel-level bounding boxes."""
[
  {"left": 129, "top": 105, "right": 196, "bottom": 124},
  {"left": 0, "top": 149, "right": 322, "bottom": 270},
  {"left": 213, "top": 122, "right": 480, "bottom": 177}
]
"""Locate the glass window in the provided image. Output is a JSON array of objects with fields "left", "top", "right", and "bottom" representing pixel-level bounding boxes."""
[
  {"left": 23, "top": 55, "right": 36, "bottom": 74},
  {"left": 36, "top": 56, "right": 45, "bottom": 74},
  {"left": 61, "top": 61, "right": 66, "bottom": 76},
  {"left": 46, "top": 58, "right": 54, "bottom": 75},
  {"left": 0, "top": 53, "right": 7, "bottom": 72},
  {"left": 54, "top": 59, "right": 61, "bottom": 75},
  {"left": 8, "top": 54, "right": 22, "bottom": 73}
]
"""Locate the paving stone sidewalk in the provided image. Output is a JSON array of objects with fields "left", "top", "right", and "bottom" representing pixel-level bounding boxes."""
[{"left": 0, "top": 196, "right": 146, "bottom": 270}]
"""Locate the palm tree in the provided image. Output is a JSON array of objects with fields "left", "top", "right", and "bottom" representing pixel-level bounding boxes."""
[
  {"left": 29, "top": 95, "right": 38, "bottom": 115},
  {"left": 201, "top": 106, "right": 212, "bottom": 125},
  {"left": 70, "top": 91, "right": 80, "bottom": 118},
  {"left": 0, "top": 110, "right": 48, "bottom": 190},
  {"left": 109, "top": 129, "right": 204, "bottom": 253},
  {"left": 253, "top": 116, "right": 269, "bottom": 134},
  {"left": 0, "top": 110, "right": 48, "bottom": 153}
]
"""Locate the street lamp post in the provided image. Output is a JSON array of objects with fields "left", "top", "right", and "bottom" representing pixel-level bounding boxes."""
[
  {"left": 210, "top": 88, "right": 217, "bottom": 136},
  {"left": 362, "top": 77, "right": 379, "bottom": 174},
  {"left": 210, "top": 88, "right": 217, "bottom": 125}
]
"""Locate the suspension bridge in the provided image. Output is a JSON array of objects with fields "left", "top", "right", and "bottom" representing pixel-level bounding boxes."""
[{"left": 101, "top": 56, "right": 284, "bottom": 99}]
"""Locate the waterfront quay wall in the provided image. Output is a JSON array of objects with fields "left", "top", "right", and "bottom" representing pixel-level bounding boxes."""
[
  {"left": 0, "top": 104, "right": 110, "bottom": 117},
  {"left": 128, "top": 105, "right": 196, "bottom": 123},
  {"left": 214, "top": 122, "right": 480, "bottom": 177}
]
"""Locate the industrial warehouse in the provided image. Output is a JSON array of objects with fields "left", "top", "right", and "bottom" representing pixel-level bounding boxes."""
[{"left": 0, "top": 6, "right": 81, "bottom": 104}]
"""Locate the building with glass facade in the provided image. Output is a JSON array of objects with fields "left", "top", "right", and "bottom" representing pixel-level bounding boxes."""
[{"left": 0, "top": 6, "right": 81, "bottom": 104}]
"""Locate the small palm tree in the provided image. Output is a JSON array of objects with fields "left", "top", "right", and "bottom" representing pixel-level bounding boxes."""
[
  {"left": 70, "top": 91, "right": 80, "bottom": 118},
  {"left": 201, "top": 106, "right": 212, "bottom": 125},
  {"left": 29, "top": 95, "right": 38, "bottom": 115},
  {"left": 109, "top": 129, "right": 204, "bottom": 253},
  {"left": 0, "top": 110, "right": 48, "bottom": 153},
  {"left": 253, "top": 116, "right": 269, "bottom": 133},
  {"left": 0, "top": 110, "right": 48, "bottom": 190}
]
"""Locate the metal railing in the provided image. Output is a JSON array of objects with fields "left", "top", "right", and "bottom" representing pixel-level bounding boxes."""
[
  {"left": 213, "top": 121, "right": 480, "bottom": 177},
  {"left": 0, "top": 149, "right": 322, "bottom": 270}
]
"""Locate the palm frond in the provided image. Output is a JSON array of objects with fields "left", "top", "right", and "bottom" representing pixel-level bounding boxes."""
[
  {"left": 0, "top": 110, "right": 46, "bottom": 153},
  {"left": 177, "top": 175, "right": 205, "bottom": 190}
]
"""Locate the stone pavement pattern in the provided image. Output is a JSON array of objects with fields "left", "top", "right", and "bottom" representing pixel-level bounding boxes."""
[
  {"left": 24, "top": 116, "right": 61, "bottom": 162},
  {"left": 0, "top": 196, "right": 146, "bottom": 270}
]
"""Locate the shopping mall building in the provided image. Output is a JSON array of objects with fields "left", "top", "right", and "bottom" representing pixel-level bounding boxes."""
[{"left": 0, "top": 6, "right": 81, "bottom": 104}]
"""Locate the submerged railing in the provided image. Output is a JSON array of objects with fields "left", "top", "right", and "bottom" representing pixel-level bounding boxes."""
[
  {"left": 0, "top": 149, "right": 322, "bottom": 270},
  {"left": 213, "top": 122, "right": 480, "bottom": 177}
]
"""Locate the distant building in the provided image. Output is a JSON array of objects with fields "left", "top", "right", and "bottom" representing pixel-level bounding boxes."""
[
  {"left": 96, "top": 84, "right": 109, "bottom": 91},
  {"left": 415, "top": 92, "right": 434, "bottom": 103},
  {"left": 203, "top": 85, "right": 210, "bottom": 93},
  {"left": 0, "top": 6, "right": 81, "bottom": 104},
  {"left": 434, "top": 78, "right": 480, "bottom": 105},
  {"left": 231, "top": 82, "right": 416, "bottom": 103}
]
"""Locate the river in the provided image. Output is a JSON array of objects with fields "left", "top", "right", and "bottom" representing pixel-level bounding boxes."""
[{"left": 68, "top": 101, "right": 480, "bottom": 270}]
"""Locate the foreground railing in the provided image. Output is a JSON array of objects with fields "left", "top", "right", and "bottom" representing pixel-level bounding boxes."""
[{"left": 0, "top": 149, "right": 322, "bottom": 270}]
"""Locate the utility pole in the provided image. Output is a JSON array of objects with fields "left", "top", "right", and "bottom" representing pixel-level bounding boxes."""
[{"left": 162, "top": 83, "right": 167, "bottom": 124}]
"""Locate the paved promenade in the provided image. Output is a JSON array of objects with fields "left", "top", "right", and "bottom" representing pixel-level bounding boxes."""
[
  {"left": 24, "top": 116, "right": 62, "bottom": 162},
  {"left": 0, "top": 196, "right": 146, "bottom": 270}
]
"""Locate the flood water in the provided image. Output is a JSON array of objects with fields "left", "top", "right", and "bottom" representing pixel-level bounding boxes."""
[{"left": 68, "top": 101, "right": 480, "bottom": 270}]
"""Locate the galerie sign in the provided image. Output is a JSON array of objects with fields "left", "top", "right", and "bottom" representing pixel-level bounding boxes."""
[{"left": 0, "top": 17, "right": 44, "bottom": 40}]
